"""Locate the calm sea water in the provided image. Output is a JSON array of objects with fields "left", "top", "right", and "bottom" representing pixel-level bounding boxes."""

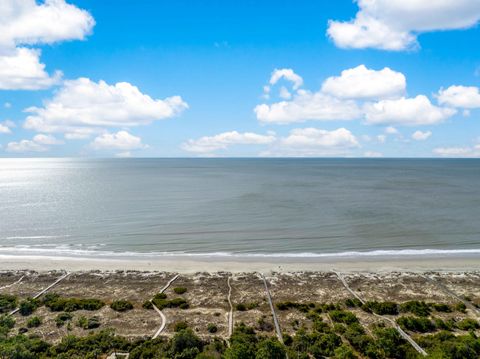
[{"left": 0, "top": 158, "right": 479, "bottom": 258}]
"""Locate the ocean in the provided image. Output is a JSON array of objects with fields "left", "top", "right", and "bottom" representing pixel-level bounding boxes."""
[{"left": 1, "top": 158, "right": 479, "bottom": 259}]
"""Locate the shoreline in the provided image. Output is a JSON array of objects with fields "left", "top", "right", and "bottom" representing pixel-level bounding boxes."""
[{"left": 0, "top": 252, "right": 479, "bottom": 273}]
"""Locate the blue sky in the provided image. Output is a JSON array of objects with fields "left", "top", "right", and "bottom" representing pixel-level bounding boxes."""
[{"left": 1, "top": 0, "right": 480, "bottom": 157}]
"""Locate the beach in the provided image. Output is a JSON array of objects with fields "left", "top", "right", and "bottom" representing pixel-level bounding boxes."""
[{"left": 0, "top": 252, "right": 479, "bottom": 273}]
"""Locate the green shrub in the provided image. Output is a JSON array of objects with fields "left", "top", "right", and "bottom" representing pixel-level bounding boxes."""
[
  {"left": 329, "top": 310, "right": 359, "bottom": 325},
  {"left": 43, "top": 293, "right": 104, "bottom": 312},
  {"left": 173, "top": 287, "right": 187, "bottom": 294},
  {"left": 55, "top": 312, "right": 73, "bottom": 327},
  {"left": 77, "top": 315, "right": 101, "bottom": 330},
  {"left": 431, "top": 303, "right": 452, "bottom": 313},
  {"left": 174, "top": 321, "right": 189, "bottom": 332},
  {"left": 399, "top": 300, "right": 431, "bottom": 317},
  {"left": 0, "top": 314, "right": 15, "bottom": 338},
  {"left": 142, "top": 300, "right": 153, "bottom": 309},
  {"left": 276, "top": 301, "right": 311, "bottom": 312},
  {"left": 151, "top": 296, "right": 189, "bottom": 310},
  {"left": 0, "top": 294, "right": 17, "bottom": 314},
  {"left": 19, "top": 298, "right": 40, "bottom": 316},
  {"left": 456, "top": 318, "right": 479, "bottom": 331},
  {"left": 397, "top": 316, "right": 436, "bottom": 333},
  {"left": 455, "top": 302, "right": 467, "bottom": 313},
  {"left": 256, "top": 338, "right": 287, "bottom": 359},
  {"left": 362, "top": 301, "right": 399, "bottom": 315},
  {"left": 110, "top": 299, "right": 134, "bottom": 312},
  {"left": 235, "top": 303, "right": 246, "bottom": 311},
  {"left": 207, "top": 323, "right": 218, "bottom": 333},
  {"left": 344, "top": 298, "right": 362, "bottom": 308},
  {"left": 26, "top": 316, "right": 42, "bottom": 328}
]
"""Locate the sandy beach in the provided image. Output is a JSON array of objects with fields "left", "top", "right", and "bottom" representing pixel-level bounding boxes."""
[{"left": 1, "top": 252, "right": 479, "bottom": 273}]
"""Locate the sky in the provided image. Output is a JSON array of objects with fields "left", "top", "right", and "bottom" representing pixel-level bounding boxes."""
[{"left": 0, "top": 0, "right": 480, "bottom": 158}]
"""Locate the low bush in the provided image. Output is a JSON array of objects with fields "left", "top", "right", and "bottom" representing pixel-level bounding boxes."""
[
  {"left": 43, "top": 293, "right": 104, "bottom": 312},
  {"left": 151, "top": 296, "right": 189, "bottom": 310},
  {"left": 329, "top": 310, "right": 359, "bottom": 325},
  {"left": 397, "top": 316, "right": 436, "bottom": 333},
  {"left": 76, "top": 315, "right": 101, "bottom": 330},
  {"left": 430, "top": 303, "right": 452, "bottom": 313},
  {"left": 276, "top": 301, "right": 313, "bottom": 312},
  {"left": 174, "top": 321, "right": 189, "bottom": 332},
  {"left": 456, "top": 318, "right": 480, "bottom": 331},
  {"left": 26, "top": 316, "right": 42, "bottom": 328},
  {"left": 173, "top": 287, "right": 187, "bottom": 294},
  {"left": 0, "top": 294, "right": 17, "bottom": 314},
  {"left": 110, "top": 299, "right": 134, "bottom": 312},
  {"left": 19, "top": 298, "right": 40, "bottom": 316},
  {"left": 207, "top": 323, "right": 218, "bottom": 333},
  {"left": 55, "top": 312, "right": 73, "bottom": 327},
  {"left": 399, "top": 300, "right": 431, "bottom": 317},
  {"left": 344, "top": 298, "right": 362, "bottom": 308},
  {"left": 362, "top": 301, "right": 399, "bottom": 315}
]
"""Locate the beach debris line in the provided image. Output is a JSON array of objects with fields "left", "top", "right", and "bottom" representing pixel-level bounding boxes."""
[
  {"left": 333, "top": 270, "right": 428, "bottom": 357},
  {"left": 151, "top": 273, "right": 179, "bottom": 339}
]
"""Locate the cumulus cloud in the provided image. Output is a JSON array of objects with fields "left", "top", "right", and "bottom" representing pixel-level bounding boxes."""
[
  {"left": 364, "top": 151, "right": 383, "bottom": 158},
  {"left": 433, "top": 145, "right": 480, "bottom": 157},
  {"left": 261, "top": 127, "right": 359, "bottom": 157},
  {"left": 5, "top": 133, "right": 62, "bottom": 153},
  {"left": 256, "top": 65, "right": 455, "bottom": 126},
  {"left": 6, "top": 139, "right": 46, "bottom": 152},
  {"left": 0, "top": 0, "right": 93, "bottom": 90},
  {"left": 0, "top": 124, "right": 11, "bottom": 134},
  {"left": 385, "top": 126, "right": 398, "bottom": 135},
  {"left": 0, "top": 47, "right": 61, "bottom": 90},
  {"left": 437, "top": 85, "right": 480, "bottom": 109},
  {"left": 327, "top": 0, "right": 480, "bottom": 51},
  {"left": 32, "top": 133, "right": 64, "bottom": 145},
  {"left": 182, "top": 131, "right": 276, "bottom": 154},
  {"left": 364, "top": 95, "right": 456, "bottom": 126},
  {"left": 269, "top": 68, "right": 303, "bottom": 90},
  {"left": 321, "top": 65, "right": 406, "bottom": 100},
  {"left": 90, "top": 131, "right": 146, "bottom": 151},
  {"left": 0, "top": 0, "right": 94, "bottom": 49},
  {"left": 411, "top": 130, "right": 432, "bottom": 141},
  {"left": 23, "top": 77, "right": 188, "bottom": 136},
  {"left": 255, "top": 90, "right": 361, "bottom": 124}
]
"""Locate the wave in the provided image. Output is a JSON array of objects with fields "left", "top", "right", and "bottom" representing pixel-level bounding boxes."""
[{"left": 0, "top": 246, "right": 479, "bottom": 260}]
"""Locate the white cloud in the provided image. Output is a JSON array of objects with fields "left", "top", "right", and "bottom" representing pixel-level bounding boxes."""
[
  {"left": 364, "top": 95, "right": 456, "bottom": 126},
  {"left": 0, "top": 124, "right": 11, "bottom": 134},
  {"left": 4, "top": 102, "right": 12, "bottom": 108},
  {"left": 24, "top": 77, "right": 188, "bottom": 135},
  {"left": 32, "top": 133, "right": 63, "bottom": 145},
  {"left": 0, "top": 47, "right": 61, "bottom": 90},
  {"left": 261, "top": 127, "right": 359, "bottom": 157},
  {"left": 279, "top": 86, "right": 292, "bottom": 100},
  {"left": 364, "top": 151, "right": 383, "bottom": 158},
  {"left": 5, "top": 132, "right": 63, "bottom": 153},
  {"left": 377, "top": 134, "right": 386, "bottom": 143},
  {"left": 6, "top": 139, "right": 47, "bottom": 152},
  {"left": 255, "top": 90, "right": 361, "bottom": 124},
  {"left": 411, "top": 130, "right": 432, "bottom": 141},
  {"left": 269, "top": 68, "right": 303, "bottom": 90},
  {"left": 433, "top": 145, "right": 480, "bottom": 157},
  {"left": 437, "top": 85, "right": 480, "bottom": 109},
  {"left": 327, "top": 0, "right": 480, "bottom": 51},
  {"left": 115, "top": 151, "right": 132, "bottom": 158},
  {"left": 90, "top": 131, "right": 147, "bottom": 151},
  {"left": 385, "top": 126, "right": 398, "bottom": 134},
  {"left": 321, "top": 65, "right": 406, "bottom": 99},
  {"left": 0, "top": 0, "right": 94, "bottom": 49},
  {"left": 182, "top": 131, "right": 276, "bottom": 154}
]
